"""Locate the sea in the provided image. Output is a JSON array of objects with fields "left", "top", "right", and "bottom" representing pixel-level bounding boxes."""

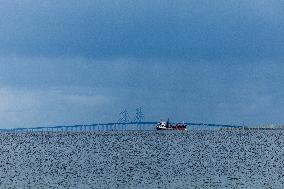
[{"left": 0, "top": 130, "right": 283, "bottom": 189}]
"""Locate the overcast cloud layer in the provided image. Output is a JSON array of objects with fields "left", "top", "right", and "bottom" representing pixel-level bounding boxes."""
[{"left": 0, "top": 0, "right": 284, "bottom": 127}]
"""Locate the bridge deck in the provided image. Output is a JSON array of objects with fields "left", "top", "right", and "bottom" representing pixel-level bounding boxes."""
[{"left": 0, "top": 121, "right": 243, "bottom": 132}]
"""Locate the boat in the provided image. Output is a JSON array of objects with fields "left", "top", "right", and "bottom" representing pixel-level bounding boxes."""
[{"left": 156, "top": 119, "right": 187, "bottom": 131}]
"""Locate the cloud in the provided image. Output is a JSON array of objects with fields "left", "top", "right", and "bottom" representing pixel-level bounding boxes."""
[
  {"left": 0, "top": 55, "right": 284, "bottom": 127},
  {"left": 0, "top": 1, "right": 283, "bottom": 127},
  {"left": 0, "top": 0, "right": 283, "bottom": 60},
  {"left": 0, "top": 86, "right": 116, "bottom": 128}
]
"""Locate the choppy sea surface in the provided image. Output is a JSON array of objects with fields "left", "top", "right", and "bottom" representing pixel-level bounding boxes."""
[{"left": 0, "top": 130, "right": 284, "bottom": 188}]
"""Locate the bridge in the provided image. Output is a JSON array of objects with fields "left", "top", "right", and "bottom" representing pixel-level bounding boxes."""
[{"left": 0, "top": 121, "right": 243, "bottom": 132}]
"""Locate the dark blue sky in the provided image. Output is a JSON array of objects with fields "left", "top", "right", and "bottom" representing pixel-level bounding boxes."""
[{"left": 0, "top": 0, "right": 284, "bottom": 127}]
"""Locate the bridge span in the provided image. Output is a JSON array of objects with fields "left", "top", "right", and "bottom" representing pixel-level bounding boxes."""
[{"left": 0, "top": 121, "right": 243, "bottom": 132}]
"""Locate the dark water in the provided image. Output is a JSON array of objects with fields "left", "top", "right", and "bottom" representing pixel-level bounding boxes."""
[{"left": 0, "top": 130, "right": 283, "bottom": 188}]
